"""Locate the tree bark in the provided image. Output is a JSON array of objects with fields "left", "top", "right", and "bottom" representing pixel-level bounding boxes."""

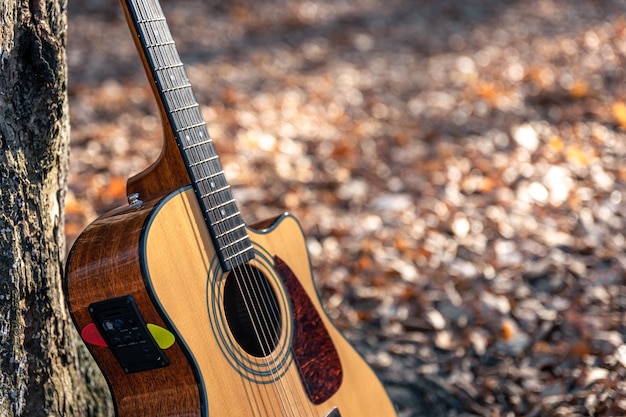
[{"left": 0, "top": 0, "right": 111, "bottom": 415}]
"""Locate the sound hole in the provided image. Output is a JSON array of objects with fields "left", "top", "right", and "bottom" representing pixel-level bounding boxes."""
[{"left": 223, "top": 264, "right": 282, "bottom": 357}]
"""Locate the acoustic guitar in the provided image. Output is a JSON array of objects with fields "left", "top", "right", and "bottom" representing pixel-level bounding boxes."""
[{"left": 64, "top": 0, "right": 397, "bottom": 415}]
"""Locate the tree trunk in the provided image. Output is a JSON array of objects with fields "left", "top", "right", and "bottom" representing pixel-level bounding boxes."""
[{"left": 0, "top": 0, "right": 111, "bottom": 415}]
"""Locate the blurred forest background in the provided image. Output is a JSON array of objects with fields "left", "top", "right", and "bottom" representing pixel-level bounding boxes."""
[{"left": 66, "top": 0, "right": 626, "bottom": 415}]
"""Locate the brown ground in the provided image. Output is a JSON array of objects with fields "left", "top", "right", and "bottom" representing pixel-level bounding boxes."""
[{"left": 67, "top": 1, "right": 626, "bottom": 415}]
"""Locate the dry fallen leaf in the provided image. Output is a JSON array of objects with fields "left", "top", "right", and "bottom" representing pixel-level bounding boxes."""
[{"left": 613, "top": 101, "right": 626, "bottom": 129}]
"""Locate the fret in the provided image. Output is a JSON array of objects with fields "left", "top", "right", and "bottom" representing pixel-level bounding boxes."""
[
  {"left": 190, "top": 162, "right": 222, "bottom": 184},
  {"left": 209, "top": 206, "right": 240, "bottom": 228},
  {"left": 170, "top": 103, "right": 200, "bottom": 114},
  {"left": 188, "top": 147, "right": 216, "bottom": 162},
  {"left": 193, "top": 171, "right": 221, "bottom": 188},
  {"left": 205, "top": 210, "right": 241, "bottom": 239},
  {"left": 218, "top": 234, "right": 250, "bottom": 257},
  {"left": 212, "top": 212, "right": 242, "bottom": 229},
  {"left": 216, "top": 226, "right": 248, "bottom": 243},
  {"left": 146, "top": 43, "right": 183, "bottom": 71},
  {"left": 185, "top": 142, "right": 214, "bottom": 159},
  {"left": 176, "top": 121, "right": 206, "bottom": 138},
  {"left": 187, "top": 149, "right": 218, "bottom": 165},
  {"left": 200, "top": 184, "right": 231, "bottom": 199},
  {"left": 223, "top": 244, "right": 255, "bottom": 265},
  {"left": 200, "top": 178, "right": 229, "bottom": 197},
  {"left": 183, "top": 138, "right": 213, "bottom": 150},
  {"left": 162, "top": 83, "right": 192, "bottom": 93},
  {"left": 193, "top": 168, "right": 222, "bottom": 183},
  {"left": 134, "top": 16, "right": 166, "bottom": 24},
  {"left": 171, "top": 109, "right": 204, "bottom": 131},
  {"left": 208, "top": 219, "right": 236, "bottom": 241},
  {"left": 140, "top": 18, "right": 169, "bottom": 45},
  {"left": 202, "top": 191, "right": 234, "bottom": 217},
  {"left": 146, "top": 40, "right": 176, "bottom": 51},
  {"left": 155, "top": 66, "right": 188, "bottom": 91},
  {"left": 134, "top": 15, "right": 166, "bottom": 24},
  {"left": 164, "top": 87, "right": 197, "bottom": 111},
  {"left": 190, "top": 164, "right": 223, "bottom": 188},
  {"left": 219, "top": 231, "right": 251, "bottom": 250},
  {"left": 175, "top": 121, "right": 206, "bottom": 134},
  {"left": 156, "top": 68, "right": 187, "bottom": 89},
  {"left": 207, "top": 197, "right": 236, "bottom": 213},
  {"left": 197, "top": 183, "right": 229, "bottom": 205},
  {"left": 137, "top": 17, "right": 165, "bottom": 25}
]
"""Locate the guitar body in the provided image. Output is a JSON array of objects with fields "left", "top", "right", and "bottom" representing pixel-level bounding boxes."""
[{"left": 65, "top": 187, "right": 397, "bottom": 416}]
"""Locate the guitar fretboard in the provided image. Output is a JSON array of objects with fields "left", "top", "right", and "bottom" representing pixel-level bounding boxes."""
[{"left": 126, "top": 0, "right": 254, "bottom": 271}]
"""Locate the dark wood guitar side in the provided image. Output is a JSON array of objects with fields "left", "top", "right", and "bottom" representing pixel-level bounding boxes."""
[
  {"left": 65, "top": 0, "right": 397, "bottom": 415},
  {"left": 65, "top": 199, "right": 204, "bottom": 416}
]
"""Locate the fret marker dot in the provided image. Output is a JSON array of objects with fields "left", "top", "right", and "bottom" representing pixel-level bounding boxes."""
[
  {"left": 221, "top": 209, "right": 226, "bottom": 216},
  {"left": 170, "top": 74, "right": 175, "bottom": 80},
  {"left": 199, "top": 132, "right": 204, "bottom": 138},
  {"left": 210, "top": 181, "right": 215, "bottom": 188},
  {"left": 185, "top": 134, "right": 190, "bottom": 141}
]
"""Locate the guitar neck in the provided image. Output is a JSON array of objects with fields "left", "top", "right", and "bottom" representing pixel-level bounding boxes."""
[{"left": 121, "top": 0, "right": 254, "bottom": 271}]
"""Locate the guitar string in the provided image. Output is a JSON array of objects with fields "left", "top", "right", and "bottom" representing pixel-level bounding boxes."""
[
  {"left": 178, "top": 97, "right": 293, "bottom": 415},
  {"left": 180, "top": 70, "right": 290, "bottom": 417},
  {"left": 129, "top": 1, "right": 265, "bottom": 415},
  {"left": 133, "top": 0, "right": 321, "bottom": 413},
  {"left": 231, "top": 248, "right": 314, "bottom": 417},
  {"left": 167, "top": 52, "right": 309, "bottom": 417},
  {"left": 165, "top": 86, "right": 285, "bottom": 414},
  {"left": 267, "top": 233, "right": 319, "bottom": 417},
  {"left": 190, "top": 108, "right": 311, "bottom": 415},
  {"left": 180, "top": 93, "right": 297, "bottom": 415},
  {"left": 231, "top": 255, "right": 294, "bottom": 416},
  {"left": 175, "top": 94, "right": 308, "bottom": 415},
  {"left": 195, "top": 136, "right": 303, "bottom": 417},
  {"left": 188, "top": 94, "right": 315, "bottom": 416}
]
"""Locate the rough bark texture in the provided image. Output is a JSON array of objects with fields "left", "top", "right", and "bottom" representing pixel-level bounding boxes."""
[{"left": 0, "top": 0, "right": 111, "bottom": 415}]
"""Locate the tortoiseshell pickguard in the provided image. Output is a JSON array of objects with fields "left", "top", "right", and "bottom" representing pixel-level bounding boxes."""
[{"left": 274, "top": 255, "right": 343, "bottom": 405}]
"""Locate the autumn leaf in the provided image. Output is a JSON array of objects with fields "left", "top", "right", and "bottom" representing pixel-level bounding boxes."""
[
  {"left": 548, "top": 136, "right": 564, "bottom": 153},
  {"left": 612, "top": 101, "right": 626, "bottom": 129},
  {"left": 476, "top": 82, "right": 499, "bottom": 102},
  {"left": 65, "top": 193, "right": 85, "bottom": 216},
  {"left": 568, "top": 80, "right": 589, "bottom": 98},
  {"left": 501, "top": 318, "right": 516, "bottom": 341},
  {"left": 565, "top": 145, "right": 590, "bottom": 166},
  {"left": 98, "top": 176, "right": 127, "bottom": 201}
]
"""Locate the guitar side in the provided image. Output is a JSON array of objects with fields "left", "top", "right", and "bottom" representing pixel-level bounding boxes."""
[{"left": 64, "top": 198, "right": 204, "bottom": 416}]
